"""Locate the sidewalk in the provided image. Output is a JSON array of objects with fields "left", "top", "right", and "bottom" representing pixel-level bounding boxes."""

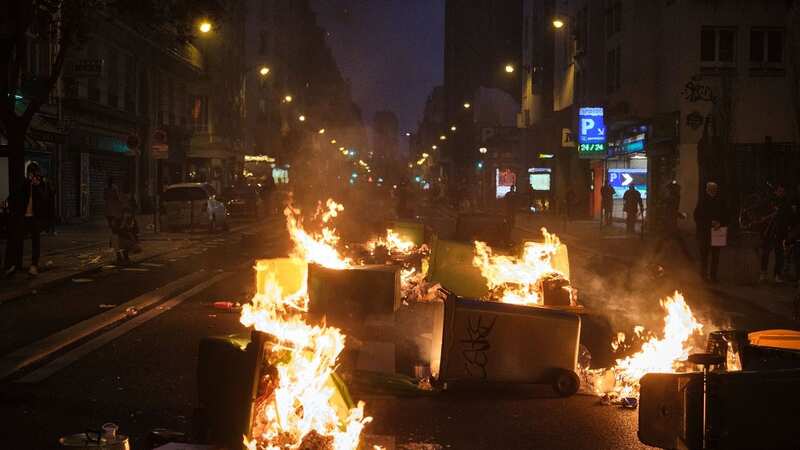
[
  {"left": 513, "top": 213, "right": 798, "bottom": 319},
  {"left": 0, "top": 215, "right": 259, "bottom": 305}
]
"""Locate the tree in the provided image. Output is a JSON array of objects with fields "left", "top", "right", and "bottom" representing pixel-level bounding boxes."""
[{"left": 0, "top": 0, "right": 224, "bottom": 192}]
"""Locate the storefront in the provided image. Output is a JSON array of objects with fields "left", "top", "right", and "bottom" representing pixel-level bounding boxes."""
[{"left": 606, "top": 127, "right": 649, "bottom": 220}]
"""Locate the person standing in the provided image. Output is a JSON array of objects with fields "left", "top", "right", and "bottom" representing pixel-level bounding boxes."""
[
  {"left": 104, "top": 177, "right": 124, "bottom": 262},
  {"left": 759, "top": 184, "right": 793, "bottom": 283},
  {"left": 623, "top": 185, "right": 643, "bottom": 233},
  {"left": 654, "top": 180, "right": 692, "bottom": 260},
  {"left": 600, "top": 181, "right": 615, "bottom": 226},
  {"left": 4, "top": 163, "right": 47, "bottom": 277},
  {"left": 694, "top": 181, "right": 727, "bottom": 282}
]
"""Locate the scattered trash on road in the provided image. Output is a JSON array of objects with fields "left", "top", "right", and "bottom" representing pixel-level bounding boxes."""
[{"left": 125, "top": 307, "right": 139, "bottom": 317}]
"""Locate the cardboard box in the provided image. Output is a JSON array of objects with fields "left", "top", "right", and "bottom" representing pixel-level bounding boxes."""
[{"left": 431, "top": 296, "right": 580, "bottom": 391}]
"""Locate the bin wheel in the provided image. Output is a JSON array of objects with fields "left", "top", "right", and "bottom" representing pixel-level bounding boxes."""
[{"left": 552, "top": 369, "right": 580, "bottom": 397}]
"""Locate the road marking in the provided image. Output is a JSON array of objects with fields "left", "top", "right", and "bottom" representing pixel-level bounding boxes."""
[
  {"left": 122, "top": 267, "right": 150, "bottom": 272},
  {"left": 0, "top": 270, "right": 211, "bottom": 381},
  {"left": 140, "top": 263, "right": 164, "bottom": 267},
  {"left": 17, "top": 271, "right": 233, "bottom": 383},
  {"left": 71, "top": 278, "right": 93, "bottom": 283}
]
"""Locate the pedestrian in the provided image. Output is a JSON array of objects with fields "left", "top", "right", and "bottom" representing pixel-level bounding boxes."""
[
  {"left": 623, "top": 185, "right": 643, "bottom": 234},
  {"left": 654, "top": 180, "right": 692, "bottom": 260},
  {"left": 262, "top": 172, "right": 276, "bottom": 215},
  {"left": 759, "top": 184, "right": 793, "bottom": 283},
  {"left": 504, "top": 184, "right": 517, "bottom": 223},
  {"left": 104, "top": 177, "right": 124, "bottom": 259},
  {"left": 4, "top": 162, "right": 47, "bottom": 277},
  {"left": 115, "top": 182, "right": 140, "bottom": 264},
  {"left": 694, "top": 181, "right": 727, "bottom": 282},
  {"left": 600, "top": 181, "right": 615, "bottom": 226}
]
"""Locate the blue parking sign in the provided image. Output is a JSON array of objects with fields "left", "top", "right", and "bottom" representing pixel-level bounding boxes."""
[{"left": 578, "top": 107, "right": 606, "bottom": 145}]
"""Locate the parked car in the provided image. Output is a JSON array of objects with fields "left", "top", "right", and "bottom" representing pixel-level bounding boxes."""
[
  {"left": 161, "top": 183, "right": 228, "bottom": 232},
  {"left": 223, "top": 184, "right": 264, "bottom": 219}
]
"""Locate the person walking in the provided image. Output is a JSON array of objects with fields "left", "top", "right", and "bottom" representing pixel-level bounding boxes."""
[
  {"left": 600, "top": 181, "right": 615, "bottom": 226},
  {"left": 115, "top": 185, "right": 140, "bottom": 264},
  {"left": 759, "top": 184, "right": 793, "bottom": 283},
  {"left": 623, "top": 185, "right": 643, "bottom": 234},
  {"left": 694, "top": 181, "right": 727, "bottom": 282},
  {"left": 4, "top": 162, "right": 47, "bottom": 277},
  {"left": 104, "top": 177, "right": 124, "bottom": 262}
]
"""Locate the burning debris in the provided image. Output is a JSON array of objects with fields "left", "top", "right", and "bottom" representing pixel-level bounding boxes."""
[
  {"left": 365, "top": 229, "right": 417, "bottom": 256},
  {"left": 240, "top": 270, "right": 371, "bottom": 450},
  {"left": 472, "top": 228, "right": 575, "bottom": 307},
  {"left": 582, "top": 291, "right": 705, "bottom": 401}
]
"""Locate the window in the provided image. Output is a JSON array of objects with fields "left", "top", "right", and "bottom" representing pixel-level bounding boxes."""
[
  {"left": 107, "top": 46, "right": 119, "bottom": 108},
  {"left": 700, "top": 27, "right": 737, "bottom": 67},
  {"left": 750, "top": 28, "right": 784, "bottom": 65},
  {"left": 606, "top": 46, "right": 621, "bottom": 93},
  {"left": 605, "top": 1, "right": 621, "bottom": 38}
]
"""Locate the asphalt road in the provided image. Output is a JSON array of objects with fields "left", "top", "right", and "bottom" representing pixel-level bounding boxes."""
[{"left": 0, "top": 215, "right": 793, "bottom": 450}]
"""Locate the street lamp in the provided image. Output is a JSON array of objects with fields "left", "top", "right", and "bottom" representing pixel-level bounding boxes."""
[
  {"left": 479, "top": 147, "right": 488, "bottom": 154},
  {"left": 318, "top": 128, "right": 326, "bottom": 134},
  {"left": 432, "top": 145, "right": 437, "bottom": 150},
  {"left": 330, "top": 139, "right": 337, "bottom": 145},
  {"left": 505, "top": 64, "right": 515, "bottom": 73},
  {"left": 463, "top": 102, "right": 471, "bottom": 109},
  {"left": 258, "top": 66, "right": 270, "bottom": 76},
  {"left": 284, "top": 95, "right": 293, "bottom": 103},
  {"left": 552, "top": 18, "right": 566, "bottom": 29},
  {"left": 198, "top": 20, "right": 212, "bottom": 33},
  {"left": 298, "top": 115, "right": 306, "bottom": 122},
  {"left": 450, "top": 125, "right": 457, "bottom": 131},
  {"left": 439, "top": 135, "right": 446, "bottom": 141}
]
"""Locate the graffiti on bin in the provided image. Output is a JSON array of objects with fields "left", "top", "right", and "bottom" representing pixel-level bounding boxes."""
[{"left": 460, "top": 314, "right": 496, "bottom": 379}]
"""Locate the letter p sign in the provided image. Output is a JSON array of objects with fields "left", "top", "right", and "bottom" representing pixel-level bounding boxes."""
[{"left": 581, "top": 118, "right": 595, "bottom": 135}]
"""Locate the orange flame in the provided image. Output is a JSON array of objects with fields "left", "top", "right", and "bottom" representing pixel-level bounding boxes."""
[
  {"left": 365, "top": 229, "right": 417, "bottom": 256},
  {"left": 472, "top": 228, "right": 566, "bottom": 306},
  {"left": 240, "top": 270, "right": 371, "bottom": 450},
  {"left": 586, "top": 291, "right": 704, "bottom": 399},
  {"left": 285, "top": 200, "right": 352, "bottom": 270}
]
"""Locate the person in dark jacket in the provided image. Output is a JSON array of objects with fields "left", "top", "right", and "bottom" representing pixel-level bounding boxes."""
[
  {"left": 694, "top": 181, "right": 727, "bottom": 282},
  {"left": 759, "top": 184, "right": 794, "bottom": 283},
  {"left": 654, "top": 180, "right": 692, "bottom": 260},
  {"left": 600, "top": 181, "right": 615, "bottom": 226},
  {"left": 4, "top": 163, "right": 47, "bottom": 277},
  {"left": 623, "top": 185, "right": 643, "bottom": 233}
]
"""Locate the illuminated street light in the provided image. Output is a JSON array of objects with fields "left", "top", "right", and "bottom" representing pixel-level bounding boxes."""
[
  {"left": 479, "top": 147, "right": 488, "bottom": 154},
  {"left": 505, "top": 64, "right": 515, "bottom": 73},
  {"left": 330, "top": 139, "right": 337, "bottom": 145},
  {"left": 439, "top": 135, "right": 446, "bottom": 141},
  {"left": 318, "top": 128, "right": 326, "bottom": 134},
  {"left": 432, "top": 145, "right": 437, "bottom": 150},
  {"left": 552, "top": 18, "right": 565, "bottom": 29},
  {"left": 198, "top": 21, "right": 212, "bottom": 33},
  {"left": 463, "top": 102, "right": 471, "bottom": 109},
  {"left": 258, "top": 66, "right": 270, "bottom": 76},
  {"left": 405, "top": 132, "right": 412, "bottom": 137},
  {"left": 450, "top": 125, "right": 457, "bottom": 131},
  {"left": 284, "top": 95, "right": 293, "bottom": 103},
  {"left": 298, "top": 115, "right": 306, "bottom": 122},
  {"left": 422, "top": 152, "right": 429, "bottom": 158},
  {"left": 339, "top": 146, "right": 345, "bottom": 151}
]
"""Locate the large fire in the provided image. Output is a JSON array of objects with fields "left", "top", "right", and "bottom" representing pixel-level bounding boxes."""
[
  {"left": 472, "top": 228, "right": 568, "bottom": 306},
  {"left": 285, "top": 199, "right": 352, "bottom": 269},
  {"left": 238, "top": 199, "right": 375, "bottom": 449},
  {"left": 240, "top": 271, "right": 370, "bottom": 449},
  {"left": 584, "top": 291, "right": 704, "bottom": 399}
]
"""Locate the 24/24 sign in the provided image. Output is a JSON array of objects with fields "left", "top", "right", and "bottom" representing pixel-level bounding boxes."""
[{"left": 578, "top": 107, "right": 606, "bottom": 144}]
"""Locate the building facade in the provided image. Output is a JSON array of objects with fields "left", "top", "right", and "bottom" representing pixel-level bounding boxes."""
[{"left": 522, "top": 0, "right": 800, "bottom": 226}]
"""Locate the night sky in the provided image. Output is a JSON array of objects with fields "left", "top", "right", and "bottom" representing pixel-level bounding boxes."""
[{"left": 310, "top": 0, "right": 445, "bottom": 137}]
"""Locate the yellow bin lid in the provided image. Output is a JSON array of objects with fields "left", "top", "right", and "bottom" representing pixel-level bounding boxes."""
[{"left": 748, "top": 329, "right": 800, "bottom": 351}]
